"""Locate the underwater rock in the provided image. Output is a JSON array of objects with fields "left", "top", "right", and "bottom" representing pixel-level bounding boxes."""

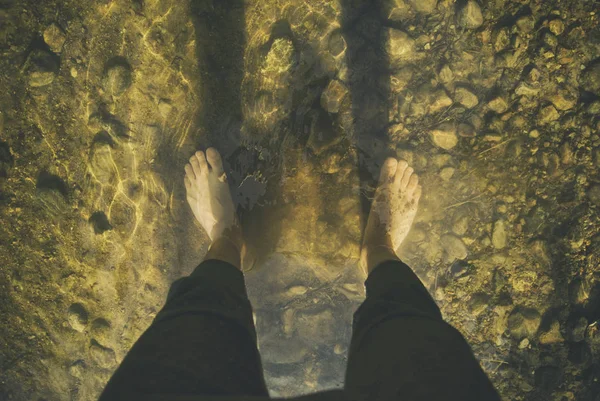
[
  {"left": 537, "top": 105, "right": 559, "bottom": 125},
  {"left": 548, "top": 86, "right": 578, "bottom": 111},
  {"left": 91, "top": 318, "right": 112, "bottom": 346},
  {"left": 457, "top": 1, "right": 484, "bottom": 30},
  {"left": 407, "top": 0, "right": 437, "bottom": 14},
  {"left": 580, "top": 63, "right": 600, "bottom": 95},
  {"left": 539, "top": 321, "right": 564, "bottom": 344},
  {"left": 430, "top": 123, "right": 458, "bottom": 150},
  {"left": 454, "top": 86, "right": 478, "bottom": 109},
  {"left": 320, "top": 80, "right": 348, "bottom": 114},
  {"left": 103, "top": 57, "right": 133, "bottom": 97},
  {"left": 507, "top": 307, "right": 541, "bottom": 340},
  {"left": 586, "top": 185, "right": 600, "bottom": 206},
  {"left": 89, "top": 211, "right": 112, "bottom": 235},
  {"left": 440, "top": 233, "right": 468, "bottom": 261},
  {"left": 386, "top": 28, "right": 417, "bottom": 66},
  {"left": 492, "top": 219, "right": 508, "bottom": 249},
  {"left": 488, "top": 96, "right": 509, "bottom": 114},
  {"left": 24, "top": 49, "right": 59, "bottom": 88},
  {"left": 43, "top": 23, "right": 66, "bottom": 53}
]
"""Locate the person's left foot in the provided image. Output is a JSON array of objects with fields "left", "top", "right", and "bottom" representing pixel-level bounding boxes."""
[{"left": 184, "top": 148, "right": 237, "bottom": 242}]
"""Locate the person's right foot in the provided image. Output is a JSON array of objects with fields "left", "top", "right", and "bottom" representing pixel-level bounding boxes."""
[{"left": 361, "top": 158, "right": 422, "bottom": 275}]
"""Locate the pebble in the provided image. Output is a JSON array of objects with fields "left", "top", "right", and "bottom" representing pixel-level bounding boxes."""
[
  {"left": 457, "top": 122, "right": 476, "bottom": 138},
  {"left": 439, "top": 64, "right": 454, "bottom": 84},
  {"left": 103, "top": 57, "right": 133, "bottom": 97},
  {"left": 493, "top": 27, "right": 510, "bottom": 53},
  {"left": 549, "top": 19, "right": 565, "bottom": 36},
  {"left": 67, "top": 303, "right": 88, "bottom": 332},
  {"left": 440, "top": 233, "right": 468, "bottom": 261},
  {"left": 580, "top": 63, "right": 600, "bottom": 95},
  {"left": 549, "top": 86, "right": 578, "bottom": 110},
  {"left": 25, "top": 49, "right": 59, "bottom": 87},
  {"left": 91, "top": 318, "right": 112, "bottom": 346},
  {"left": 43, "top": 23, "right": 66, "bottom": 53},
  {"left": 407, "top": 0, "right": 437, "bottom": 14},
  {"left": 440, "top": 167, "right": 455, "bottom": 181},
  {"left": 515, "top": 82, "right": 540, "bottom": 97},
  {"left": 429, "top": 89, "right": 453, "bottom": 113},
  {"left": 492, "top": 219, "right": 507, "bottom": 249},
  {"left": 488, "top": 96, "right": 509, "bottom": 113},
  {"left": 539, "top": 321, "right": 564, "bottom": 344},
  {"left": 454, "top": 86, "right": 479, "bottom": 108},
  {"left": 516, "top": 15, "right": 535, "bottom": 33},
  {"left": 430, "top": 123, "right": 458, "bottom": 150},
  {"left": 457, "top": 1, "right": 484, "bottom": 30},
  {"left": 386, "top": 28, "right": 417, "bottom": 65},
  {"left": 518, "top": 338, "right": 530, "bottom": 349},
  {"left": 328, "top": 31, "right": 346, "bottom": 57},
  {"left": 507, "top": 307, "right": 541, "bottom": 339},
  {"left": 537, "top": 105, "right": 559, "bottom": 125},
  {"left": 587, "top": 185, "right": 600, "bottom": 206},
  {"left": 320, "top": 80, "right": 348, "bottom": 114},
  {"left": 158, "top": 99, "right": 173, "bottom": 118}
]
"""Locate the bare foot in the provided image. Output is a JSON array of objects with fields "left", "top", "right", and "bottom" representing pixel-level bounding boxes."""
[
  {"left": 184, "top": 148, "right": 237, "bottom": 242},
  {"left": 361, "top": 158, "right": 422, "bottom": 275}
]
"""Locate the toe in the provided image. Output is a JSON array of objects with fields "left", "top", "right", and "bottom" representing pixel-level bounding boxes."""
[
  {"left": 185, "top": 163, "right": 196, "bottom": 180},
  {"left": 415, "top": 185, "right": 422, "bottom": 201},
  {"left": 400, "top": 166, "right": 414, "bottom": 189},
  {"left": 190, "top": 155, "right": 202, "bottom": 177},
  {"left": 379, "top": 158, "right": 398, "bottom": 183},
  {"left": 184, "top": 175, "right": 192, "bottom": 192},
  {"left": 407, "top": 173, "right": 419, "bottom": 192},
  {"left": 394, "top": 160, "right": 409, "bottom": 186},
  {"left": 206, "top": 147, "right": 224, "bottom": 176},
  {"left": 196, "top": 151, "right": 209, "bottom": 174}
]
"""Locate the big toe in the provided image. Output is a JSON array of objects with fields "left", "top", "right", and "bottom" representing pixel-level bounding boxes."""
[
  {"left": 379, "top": 158, "right": 398, "bottom": 184},
  {"left": 206, "top": 147, "right": 224, "bottom": 176}
]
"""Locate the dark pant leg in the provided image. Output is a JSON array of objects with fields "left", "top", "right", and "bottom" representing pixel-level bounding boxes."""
[
  {"left": 344, "top": 261, "right": 501, "bottom": 401},
  {"left": 99, "top": 260, "right": 269, "bottom": 400}
]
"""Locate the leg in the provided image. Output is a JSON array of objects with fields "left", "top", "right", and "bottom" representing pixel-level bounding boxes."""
[
  {"left": 100, "top": 149, "right": 268, "bottom": 399},
  {"left": 345, "top": 159, "right": 501, "bottom": 401}
]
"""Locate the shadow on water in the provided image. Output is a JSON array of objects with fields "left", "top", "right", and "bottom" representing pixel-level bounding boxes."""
[
  {"left": 341, "top": 0, "right": 396, "bottom": 231},
  {"left": 189, "top": 0, "right": 284, "bottom": 270}
]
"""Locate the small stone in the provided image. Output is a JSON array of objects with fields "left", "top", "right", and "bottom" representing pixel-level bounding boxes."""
[
  {"left": 440, "top": 167, "right": 455, "bottom": 181},
  {"left": 430, "top": 123, "right": 458, "bottom": 150},
  {"left": 492, "top": 219, "right": 508, "bottom": 249},
  {"left": 328, "top": 31, "right": 346, "bottom": 57},
  {"left": 538, "top": 105, "right": 559, "bottom": 125},
  {"left": 429, "top": 89, "right": 453, "bottom": 113},
  {"left": 469, "top": 292, "right": 490, "bottom": 315},
  {"left": 68, "top": 303, "right": 88, "bottom": 332},
  {"left": 452, "top": 214, "right": 469, "bottom": 235},
  {"left": 43, "top": 23, "right": 66, "bottom": 53},
  {"left": 488, "top": 96, "right": 509, "bottom": 113},
  {"left": 516, "top": 15, "right": 535, "bottom": 33},
  {"left": 386, "top": 28, "right": 417, "bottom": 65},
  {"left": 548, "top": 19, "right": 565, "bottom": 36},
  {"left": 529, "top": 129, "right": 540, "bottom": 138},
  {"left": 320, "top": 80, "right": 348, "bottom": 114},
  {"left": 539, "top": 321, "right": 564, "bottom": 345},
  {"left": 91, "top": 318, "right": 112, "bottom": 346},
  {"left": 580, "top": 63, "right": 600, "bottom": 95},
  {"left": 515, "top": 82, "right": 540, "bottom": 97},
  {"left": 454, "top": 87, "right": 478, "bottom": 108},
  {"left": 407, "top": 0, "right": 437, "bottom": 14},
  {"left": 543, "top": 32, "right": 558, "bottom": 48},
  {"left": 493, "top": 27, "right": 510, "bottom": 52},
  {"left": 457, "top": 123, "right": 476, "bottom": 138},
  {"left": 24, "top": 49, "right": 59, "bottom": 87},
  {"left": 549, "top": 86, "right": 578, "bottom": 111},
  {"left": 70, "top": 67, "right": 78, "bottom": 78},
  {"left": 507, "top": 307, "right": 541, "bottom": 340},
  {"left": 519, "top": 338, "right": 530, "bottom": 349},
  {"left": 68, "top": 360, "right": 86, "bottom": 379},
  {"left": 457, "top": 1, "right": 484, "bottom": 30},
  {"left": 103, "top": 57, "right": 133, "bottom": 97},
  {"left": 587, "top": 185, "right": 600, "bottom": 206},
  {"left": 439, "top": 64, "right": 454, "bottom": 84},
  {"left": 440, "top": 233, "right": 468, "bottom": 261}
]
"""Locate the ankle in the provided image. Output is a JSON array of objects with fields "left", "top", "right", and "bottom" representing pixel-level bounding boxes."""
[{"left": 206, "top": 226, "right": 244, "bottom": 271}]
